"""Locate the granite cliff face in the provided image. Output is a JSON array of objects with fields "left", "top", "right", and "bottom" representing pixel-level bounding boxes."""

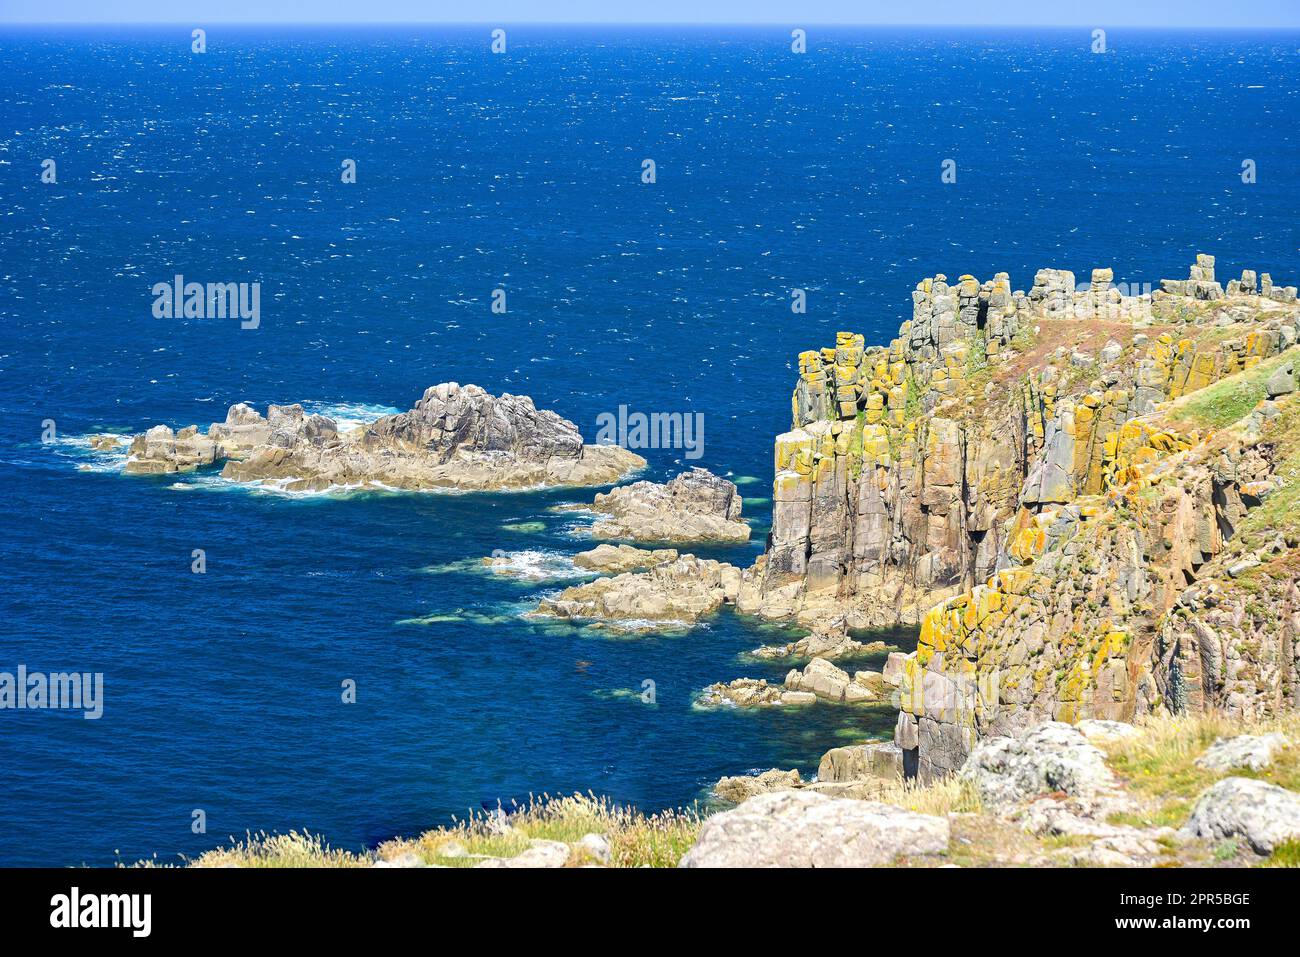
[
  {"left": 738, "top": 256, "right": 1300, "bottom": 780},
  {"left": 123, "top": 382, "right": 645, "bottom": 492}
]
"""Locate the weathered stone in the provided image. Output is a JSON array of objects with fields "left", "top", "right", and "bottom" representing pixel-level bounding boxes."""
[
  {"left": 126, "top": 385, "right": 645, "bottom": 491},
  {"left": 1194, "top": 733, "right": 1288, "bottom": 772},
  {"left": 960, "top": 722, "right": 1117, "bottom": 812},
  {"left": 679, "top": 790, "right": 949, "bottom": 868},
  {"left": 572, "top": 543, "right": 678, "bottom": 574},
  {"left": 1181, "top": 777, "right": 1300, "bottom": 854},
  {"left": 586, "top": 468, "right": 749, "bottom": 542}
]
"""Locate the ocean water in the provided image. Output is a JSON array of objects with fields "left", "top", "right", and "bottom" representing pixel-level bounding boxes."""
[{"left": 0, "top": 25, "right": 1297, "bottom": 867}]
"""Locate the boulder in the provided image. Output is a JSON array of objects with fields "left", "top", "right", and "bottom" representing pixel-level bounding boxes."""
[
  {"left": 817, "top": 742, "right": 903, "bottom": 783},
  {"left": 475, "top": 839, "right": 572, "bottom": 868},
  {"left": 960, "top": 722, "right": 1117, "bottom": 812},
  {"left": 1181, "top": 777, "right": 1300, "bottom": 854},
  {"left": 714, "top": 769, "right": 803, "bottom": 803},
  {"left": 572, "top": 543, "right": 678, "bottom": 574},
  {"left": 1266, "top": 361, "right": 1295, "bottom": 398},
  {"left": 1194, "top": 733, "right": 1287, "bottom": 772},
  {"left": 1075, "top": 719, "right": 1142, "bottom": 745},
  {"left": 679, "top": 790, "right": 949, "bottom": 868}
]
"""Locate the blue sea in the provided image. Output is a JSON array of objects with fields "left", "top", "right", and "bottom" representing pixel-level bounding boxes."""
[{"left": 0, "top": 24, "right": 1297, "bottom": 867}]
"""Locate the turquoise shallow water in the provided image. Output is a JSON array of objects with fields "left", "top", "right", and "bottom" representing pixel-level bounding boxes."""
[{"left": 0, "top": 24, "right": 1297, "bottom": 866}]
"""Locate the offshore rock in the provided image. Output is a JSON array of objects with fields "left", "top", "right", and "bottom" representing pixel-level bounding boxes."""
[
  {"left": 572, "top": 543, "right": 679, "bottom": 574},
  {"left": 696, "top": 678, "right": 816, "bottom": 708},
  {"left": 783, "top": 657, "right": 886, "bottom": 703},
  {"left": 585, "top": 468, "right": 750, "bottom": 542},
  {"left": 532, "top": 554, "right": 740, "bottom": 625},
  {"left": 124, "top": 383, "right": 645, "bottom": 491}
]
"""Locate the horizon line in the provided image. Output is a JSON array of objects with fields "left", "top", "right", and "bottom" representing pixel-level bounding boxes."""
[{"left": 3, "top": 20, "right": 1300, "bottom": 29}]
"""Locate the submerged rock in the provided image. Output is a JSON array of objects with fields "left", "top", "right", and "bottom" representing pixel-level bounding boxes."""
[
  {"left": 585, "top": 468, "right": 750, "bottom": 542},
  {"left": 679, "top": 790, "right": 949, "bottom": 868},
  {"left": 123, "top": 383, "right": 645, "bottom": 491}
]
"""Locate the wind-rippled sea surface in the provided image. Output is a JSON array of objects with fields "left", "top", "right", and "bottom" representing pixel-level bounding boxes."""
[{"left": 0, "top": 25, "right": 1297, "bottom": 866}]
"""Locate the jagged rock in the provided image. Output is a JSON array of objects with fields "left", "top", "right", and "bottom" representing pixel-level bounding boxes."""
[
  {"left": 960, "top": 722, "right": 1117, "bottom": 813},
  {"left": 124, "top": 424, "right": 219, "bottom": 474},
  {"left": 783, "top": 657, "right": 884, "bottom": 703},
  {"left": 678, "top": 790, "right": 949, "bottom": 868},
  {"left": 697, "top": 678, "right": 815, "bottom": 709},
  {"left": 126, "top": 384, "right": 645, "bottom": 491},
  {"left": 572, "top": 543, "right": 678, "bottom": 574},
  {"left": 88, "top": 434, "right": 123, "bottom": 451},
  {"left": 1194, "top": 733, "right": 1288, "bottom": 772},
  {"left": 740, "top": 259, "right": 1300, "bottom": 783},
  {"left": 1180, "top": 777, "right": 1300, "bottom": 854},
  {"left": 532, "top": 555, "right": 740, "bottom": 624},
  {"left": 585, "top": 468, "right": 750, "bottom": 542},
  {"left": 713, "top": 768, "right": 804, "bottom": 803}
]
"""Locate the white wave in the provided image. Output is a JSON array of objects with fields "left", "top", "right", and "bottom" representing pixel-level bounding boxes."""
[
  {"left": 48, "top": 433, "right": 131, "bottom": 473},
  {"left": 298, "top": 400, "right": 401, "bottom": 433}
]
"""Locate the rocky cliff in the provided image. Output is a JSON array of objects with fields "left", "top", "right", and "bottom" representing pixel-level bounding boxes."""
[{"left": 737, "top": 255, "right": 1300, "bottom": 780}]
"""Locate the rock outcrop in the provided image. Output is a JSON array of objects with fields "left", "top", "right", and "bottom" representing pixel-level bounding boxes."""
[
  {"left": 123, "top": 383, "right": 645, "bottom": 491},
  {"left": 713, "top": 769, "right": 804, "bottom": 803},
  {"left": 748, "top": 618, "right": 890, "bottom": 662},
  {"left": 532, "top": 555, "right": 740, "bottom": 625},
  {"left": 734, "top": 255, "right": 1300, "bottom": 780},
  {"left": 696, "top": 678, "right": 815, "bottom": 708},
  {"left": 572, "top": 543, "right": 678, "bottom": 574},
  {"left": 783, "top": 658, "right": 886, "bottom": 704},
  {"left": 583, "top": 468, "right": 750, "bottom": 542}
]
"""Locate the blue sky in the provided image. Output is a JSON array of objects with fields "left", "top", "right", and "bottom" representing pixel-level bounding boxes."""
[{"left": 2, "top": 0, "right": 1298, "bottom": 27}]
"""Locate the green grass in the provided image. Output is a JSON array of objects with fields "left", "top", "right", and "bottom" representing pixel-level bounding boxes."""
[
  {"left": 1102, "top": 714, "right": 1300, "bottom": 832},
  {"left": 1169, "top": 347, "right": 1297, "bottom": 430},
  {"left": 1261, "top": 839, "right": 1300, "bottom": 868},
  {"left": 181, "top": 793, "right": 702, "bottom": 869}
]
